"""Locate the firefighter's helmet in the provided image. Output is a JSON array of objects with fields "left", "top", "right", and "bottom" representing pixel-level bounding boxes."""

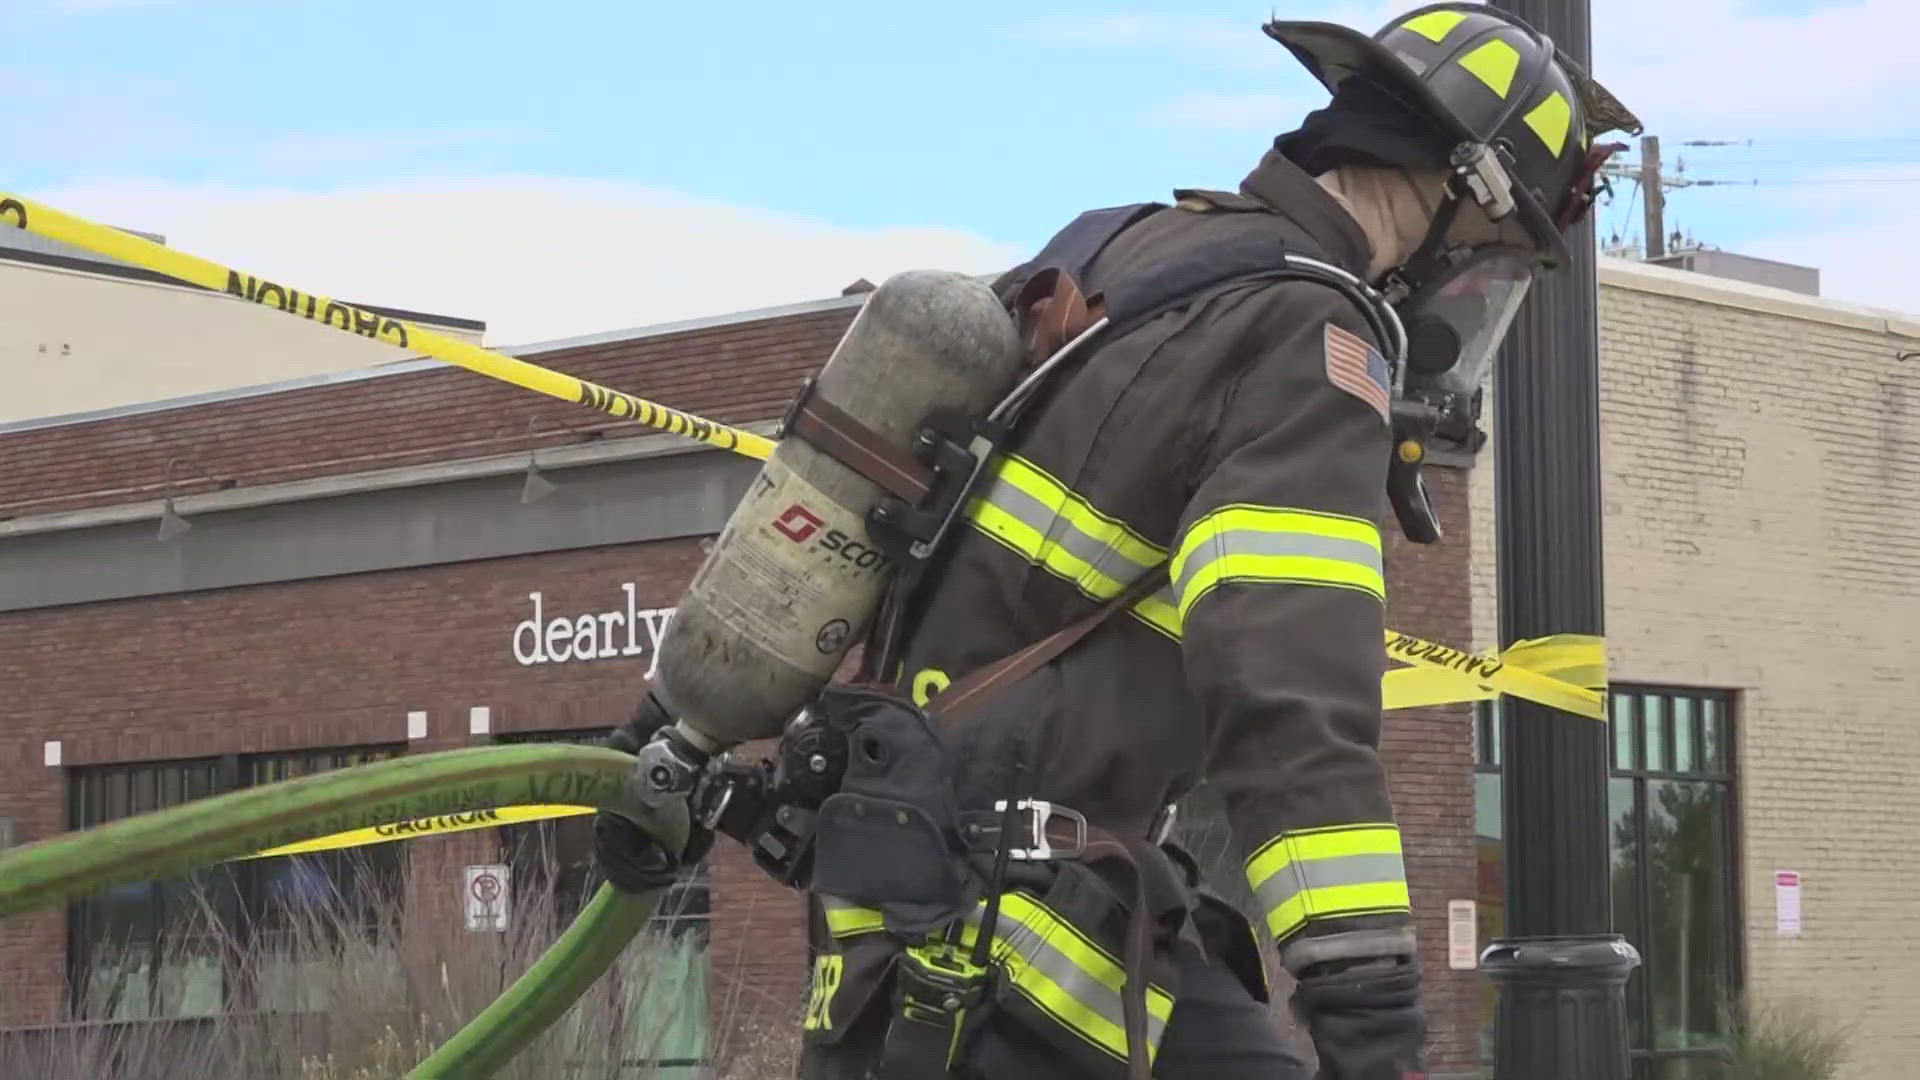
[{"left": 1266, "top": 2, "right": 1642, "bottom": 265}]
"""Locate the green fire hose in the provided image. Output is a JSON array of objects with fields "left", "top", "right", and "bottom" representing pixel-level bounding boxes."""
[{"left": 0, "top": 744, "right": 691, "bottom": 1078}]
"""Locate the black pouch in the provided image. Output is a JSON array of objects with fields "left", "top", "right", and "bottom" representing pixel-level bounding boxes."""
[
  {"left": 1160, "top": 838, "right": 1270, "bottom": 1004},
  {"left": 809, "top": 685, "right": 974, "bottom": 938}
]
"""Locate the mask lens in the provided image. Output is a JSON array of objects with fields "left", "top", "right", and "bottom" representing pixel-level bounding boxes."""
[{"left": 1410, "top": 252, "right": 1533, "bottom": 394}]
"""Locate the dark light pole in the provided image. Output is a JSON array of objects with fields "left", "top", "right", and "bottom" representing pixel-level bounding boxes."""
[{"left": 1481, "top": 2, "right": 1640, "bottom": 1078}]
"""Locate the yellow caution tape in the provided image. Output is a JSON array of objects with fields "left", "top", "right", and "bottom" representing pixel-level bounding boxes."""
[
  {"left": 0, "top": 192, "right": 774, "bottom": 461},
  {"left": 238, "top": 630, "right": 1596, "bottom": 862},
  {"left": 237, "top": 804, "right": 595, "bottom": 860},
  {"left": 1383, "top": 632, "right": 1607, "bottom": 720}
]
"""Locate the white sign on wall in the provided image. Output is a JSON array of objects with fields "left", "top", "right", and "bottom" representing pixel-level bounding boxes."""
[
  {"left": 511, "top": 584, "right": 675, "bottom": 676},
  {"left": 1775, "top": 870, "right": 1802, "bottom": 936},
  {"left": 1447, "top": 899, "right": 1479, "bottom": 970},
  {"left": 465, "top": 864, "right": 510, "bottom": 933}
]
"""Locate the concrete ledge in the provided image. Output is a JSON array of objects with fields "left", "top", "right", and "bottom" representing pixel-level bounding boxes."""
[{"left": 1600, "top": 256, "right": 1920, "bottom": 339}]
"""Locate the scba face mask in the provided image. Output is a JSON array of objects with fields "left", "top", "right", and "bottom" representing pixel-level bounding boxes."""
[{"left": 1399, "top": 245, "right": 1533, "bottom": 398}]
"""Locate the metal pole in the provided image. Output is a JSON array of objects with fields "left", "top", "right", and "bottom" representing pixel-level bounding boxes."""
[
  {"left": 1481, "top": 2, "right": 1640, "bottom": 1079},
  {"left": 1642, "top": 135, "right": 1666, "bottom": 259}
]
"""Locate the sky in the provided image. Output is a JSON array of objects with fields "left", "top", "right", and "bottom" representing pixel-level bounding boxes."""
[{"left": 6, "top": 0, "right": 1919, "bottom": 346}]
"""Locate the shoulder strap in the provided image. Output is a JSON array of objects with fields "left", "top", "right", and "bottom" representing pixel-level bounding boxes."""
[
  {"left": 995, "top": 201, "right": 1166, "bottom": 307},
  {"left": 922, "top": 564, "right": 1168, "bottom": 725}
]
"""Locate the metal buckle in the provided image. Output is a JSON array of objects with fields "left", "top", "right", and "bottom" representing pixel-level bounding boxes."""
[
  {"left": 1151, "top": 803, "right": 1178, "bottom": 846},
  {"left": 992, "top": 799, "right": 1087, "bottom": 861}
]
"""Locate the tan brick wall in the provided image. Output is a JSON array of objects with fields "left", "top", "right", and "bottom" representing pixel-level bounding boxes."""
[{"left": 1469, "top": 260, "right": 1920, "bottom": 1077}]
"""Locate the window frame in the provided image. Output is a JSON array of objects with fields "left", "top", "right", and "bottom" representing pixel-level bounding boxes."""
[
  {"left": 1475, "top": 685, "right": 1744, "bottom": 1078},
  {"left": 65, "top": 744, "right": 407, "bottom": 1020}
]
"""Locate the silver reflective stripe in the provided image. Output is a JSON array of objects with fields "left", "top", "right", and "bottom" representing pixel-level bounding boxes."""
[
  {"left": 820, "top": 894, "right": 884, "bottom": 937},
  {"left": 963, "top": 899, "right": 1170, "bottom": 1054},
  {"left": 1172, "top": 530, "right": 1386, "bottom": 601},
  {"left": 976, "top": 472, "right": 1162, "bottom": 587},
  {"left": 1250, "top": 852, "right": 1409, "bottom": 917}
]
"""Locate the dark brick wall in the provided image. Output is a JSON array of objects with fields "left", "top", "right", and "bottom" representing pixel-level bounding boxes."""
[
  {"left": 0, "top": 539, "right": 711, "bottom": 1026},
  {"left": 1381, "top": 466, "right": 1479, "bottom": 1075}
]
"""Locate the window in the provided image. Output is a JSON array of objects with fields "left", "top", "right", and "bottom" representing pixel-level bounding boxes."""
[
  {"left": 496, "top": 728, "right": 710, "bottom": 1075},
  {"left": 1476, "top": 688, "right": 1740, "bottom": 1079},
  {"left": 67, "top": 747, "right": 405, "bottom": 1020}
]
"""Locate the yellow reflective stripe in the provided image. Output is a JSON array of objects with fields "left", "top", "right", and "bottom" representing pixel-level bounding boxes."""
[
  {"left": 952, "top": 892, "right": 1173, "bottom": 1064},
  {"left": 911, "top": 668, "right": 951, "bottom": 706},
  {"left": 1173, "top": 505, "right": 1385, "bottom": 620},
  {"left": 1246, "top": 825, "right": 1410, "bottom": 942},
  {"left": 962, "top": 453, "right": 1180, "bottom": 641},
  {"left": 1401, "top": 9, "right": 1466, "bottom": 42},
  {"left": 1264, "top": 882, "right": 1412, "bottom": 941},
  {"left": 965, "top": 454, "right": 1163, "bottom": 601},
  {"left": 1130, "top": 586, "right": 1182, "bottom": 641},
  {"left": 997, "top": 893, "right": 1174, "bottom": 1020},
  {"left": 821, "top": 896, "right": 886, "bottom": 938},
  {"left": 1523, "top": 90, "right": 1573, "bottom": 154},
  {"left": 995, "top": 456, "right": 1165, "bottom": 571},
  {"left": 1458, "top": 37, "right": 1522, "bottom": 98},
  {"left": 803, "top": 952, "right": 843, "bottom": 1031}
]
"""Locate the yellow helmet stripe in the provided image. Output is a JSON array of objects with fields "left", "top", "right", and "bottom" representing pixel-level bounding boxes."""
[
  {"left": 1458, "top": 38, "right": 1522, "bottom": 98},
  {"left": 1523, "top": 90, "right": 1574, "bottom": 155},
  {"left": 1401, "top": 10, "right": 1467, "bottom": 43}
]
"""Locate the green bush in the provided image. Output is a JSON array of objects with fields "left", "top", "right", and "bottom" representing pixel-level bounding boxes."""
[{"left": 1716, "top": 998, "right": 1851, "bottom": 1080}]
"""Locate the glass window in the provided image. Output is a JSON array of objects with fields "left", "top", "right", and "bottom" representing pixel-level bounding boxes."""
[
  {"left": 1475, "top": 688, "right": 1739, "bottom": 1074},
  {"left": 67, "top": 747, "right": 404, "bottom": 1019}
]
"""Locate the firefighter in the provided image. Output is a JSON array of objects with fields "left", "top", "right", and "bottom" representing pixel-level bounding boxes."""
[{"left": 598, "top": 5, "right": 1640, "bottom": 1078}]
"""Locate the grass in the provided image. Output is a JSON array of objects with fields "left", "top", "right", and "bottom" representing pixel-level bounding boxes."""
[
  {"left": 0, "top": 848, "right": 799, "bottom": 1079},
  {"left": 1715, "top": 997, "right": 1852, "bottom": 1080}
]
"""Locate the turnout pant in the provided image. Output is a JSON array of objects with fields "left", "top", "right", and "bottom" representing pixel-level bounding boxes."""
[{"left": 797, "top": 933, "right": 1313, "bottom": 1080}]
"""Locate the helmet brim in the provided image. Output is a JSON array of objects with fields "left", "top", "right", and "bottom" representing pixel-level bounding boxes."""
[
  {"left": 1265, "top": 19, "right": 1642, "bottom": 146},
  {"left": 1264, "top": 20, "right": 1480, "bottom": 146}
]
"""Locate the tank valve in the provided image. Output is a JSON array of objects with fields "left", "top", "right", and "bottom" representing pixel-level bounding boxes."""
[{"left": 630, "top": 725, "right": 712, "bottom": 810}]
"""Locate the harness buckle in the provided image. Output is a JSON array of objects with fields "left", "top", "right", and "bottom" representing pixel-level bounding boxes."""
[{"left": 994, "top": 798, "right": 1087, "bottom": 861}]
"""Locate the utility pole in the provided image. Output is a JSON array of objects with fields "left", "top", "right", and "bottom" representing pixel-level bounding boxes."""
[
  {"left": 1482, "top": 3, "right": 1640, "bottom": 1080},
  {"left": 1640, "top": 135, "right": 1666, "bottom": 259}
]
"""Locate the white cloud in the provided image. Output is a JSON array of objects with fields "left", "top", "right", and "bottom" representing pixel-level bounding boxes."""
[
  {"left": 29, "top": 177, "right": 1026, "bottom": 346},
  {"left": 1593, "top": 0, "right": 1920, "bottom": 138}
]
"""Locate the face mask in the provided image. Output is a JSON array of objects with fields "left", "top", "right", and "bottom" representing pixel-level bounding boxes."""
[{"left": 1390, "top": 182, "right": 1540, "bottom": 400}]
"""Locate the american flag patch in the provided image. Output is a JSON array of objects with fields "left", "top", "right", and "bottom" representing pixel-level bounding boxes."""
[{"left": 1324, "top": 322, "right": 1391, "bottom": 423}]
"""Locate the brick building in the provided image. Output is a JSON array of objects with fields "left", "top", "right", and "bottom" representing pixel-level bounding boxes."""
[{"left": 0, "top": 255, "right": 1913, "bottom": 1078}]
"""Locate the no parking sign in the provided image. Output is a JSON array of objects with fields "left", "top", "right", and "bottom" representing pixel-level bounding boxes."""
[{"left": 466, "top": 864, "right": 510, "bottom": 932}]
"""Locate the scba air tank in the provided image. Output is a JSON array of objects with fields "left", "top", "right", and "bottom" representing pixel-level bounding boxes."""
[{"left": 652, "top": 270, "right": 1025, "bottom": 746}]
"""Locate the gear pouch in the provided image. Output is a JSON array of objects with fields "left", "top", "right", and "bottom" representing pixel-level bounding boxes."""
[{"left": 809, "top": 685, "right": 971, "bottom": 938}]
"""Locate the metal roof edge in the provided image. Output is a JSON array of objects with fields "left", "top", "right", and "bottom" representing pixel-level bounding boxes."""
[{"left": 1599, "top": 256, "right": 1920, "bottom": 339}]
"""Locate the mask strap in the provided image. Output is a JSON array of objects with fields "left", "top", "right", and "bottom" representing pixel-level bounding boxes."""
[{"left": 1383, "top": 189, "right": 1464, "bottom": 301}]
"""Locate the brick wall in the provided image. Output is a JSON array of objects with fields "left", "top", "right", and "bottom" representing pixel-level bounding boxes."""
[
  {"left": 0, "top": 304, "right": 856, "bottom": 519},
  {"left": 1469, "top": 264, "right": 1920, "bottom": 1078},
  {"left": 0, "top": 539, "right": 709, "bottom": 1026},
  {"left": 1381, "top": 467, "right": 1480, "bottom": 1075}
]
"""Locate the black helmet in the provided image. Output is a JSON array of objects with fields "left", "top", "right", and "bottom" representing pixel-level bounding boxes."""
[{"left": 1266, "top": 2, "right": 1642, "bottom": 269}]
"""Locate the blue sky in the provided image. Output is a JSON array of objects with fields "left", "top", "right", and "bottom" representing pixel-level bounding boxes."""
[{"left": 8, "top": 0, "right": 1917, "bottom": 342}]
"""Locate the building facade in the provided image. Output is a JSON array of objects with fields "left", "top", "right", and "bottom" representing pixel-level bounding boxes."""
[
  {"left": 0, "top": 256, "right": 1913, "bottom": 1078},
  {"left": 0, "top": 225, "right": 485, "bottom": 425},
  {"left": 1468, "top": 259, "right": 1920, "bottom": 1078}
]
